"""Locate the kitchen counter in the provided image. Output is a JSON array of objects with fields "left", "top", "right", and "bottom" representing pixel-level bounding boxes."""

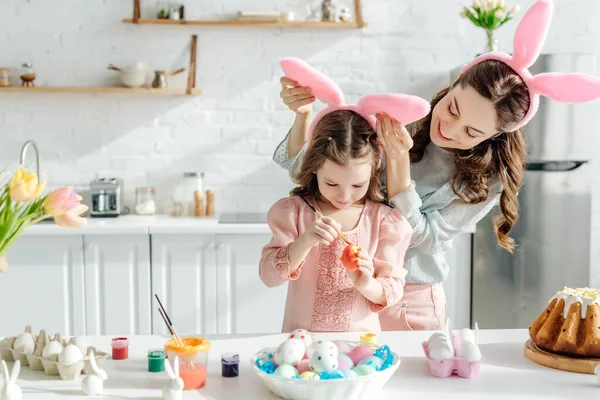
[
  {"left": 7, "top": 330, "right": 594, "bottom": 399},
  {"left": 23, "top": 215, "right": 477, "bottom": 236}
]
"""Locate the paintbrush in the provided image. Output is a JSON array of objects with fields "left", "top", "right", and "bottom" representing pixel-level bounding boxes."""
[
  {"left": 155, "top": 294, "right": 184, "bottom": 347},
  {"left": 298, "top": 195, "right": 352, "bottom": 245}
]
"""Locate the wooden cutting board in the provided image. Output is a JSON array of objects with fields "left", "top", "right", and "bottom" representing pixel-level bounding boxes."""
[{"left": 524, "top": 339, "right": 600, "bottom": 374}]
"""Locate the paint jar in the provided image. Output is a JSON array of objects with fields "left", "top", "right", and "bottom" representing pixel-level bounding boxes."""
[
  {"left": 148, "top": 349, "right": 166, "bottom": 372},
  {"left": 164, "top": 337, "right": 211, "bottom": 390},
  {"left": 111, "top": 337, "right": 129, "bottom": 360},
  {"left": 360, "top": 333, "right": 377, "bottom": 349},
  {"left": 221, "top": 353, "right": 239, "bottom": 378}
]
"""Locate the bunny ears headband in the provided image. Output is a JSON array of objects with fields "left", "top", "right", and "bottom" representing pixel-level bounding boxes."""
[
  {"left": 461, "top": 0, "right": 600, "bottom": 131},
  {"left": 280, "top": 57, "right": 431, "bottom": 147}
]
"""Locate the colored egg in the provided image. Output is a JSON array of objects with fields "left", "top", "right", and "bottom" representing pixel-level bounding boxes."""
[
  {"left": 274, "top": 338, "right": 305, "bottom": 366},
  {"left": 340, "top": 368, "right": 358, "bottom": 379},
  {"left": 307, "top": 340, "right": 338, "bottom": 359},
  {"left": 296, "top": 359, "right": 310, "bottom": 374},
  {"left": 288, "top": 329, "right": 313, "bottom": 350},
  {"left": 338, "top": 353, "right": 354, "bottom": 369},
  {"left": 333, "top": 340, "right": 352, "bottom": 355},
  {"left": 299, "top": 371, "right": 320, "bottom": 380},
  {"left": 348, "top": 345, "right": 374, "bottom": 366},
  {"left": 358, "top": 355, "right": 383, "bottom": 371},
  {"left": 274, "top": 364, "right": 299, "bottom": 378},
  {"left": 337, "top": 358, "right": 350, "bottom": 370},
  {"left": 353, "top": 364, "right": 376, "bottom": 376},
  {"left": 308, "top": 352, "right": 338, "bottom": 373}
]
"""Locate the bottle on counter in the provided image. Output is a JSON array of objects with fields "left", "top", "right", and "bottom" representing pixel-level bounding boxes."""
[
  {"left": 205, "top": 190, "right": 215, "bottom": 217},
  {"left": 183, "top": 172, "right": 204, "bottom": 216},
  {"left": 194, "top": 190, "right": 205, "bottom": 217}
]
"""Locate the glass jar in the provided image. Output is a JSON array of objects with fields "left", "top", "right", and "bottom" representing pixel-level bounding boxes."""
[
  {"left": 156, "top": 1, "right": 170, "bottom": 18},
  {"left": 0, "top": 68, "right": 11, "bottom": 87},
  {"left": 183, "top": 172, "right": 204, "bottom": 216},
  {"left": 169, "top": 5, "right": 181, "bottom": 20},
  {"left": 135, "top": 187, "right": 157, "bottom": 215},
  {"left": 20, "top": 63, "right": 35, "bottom": 87}
]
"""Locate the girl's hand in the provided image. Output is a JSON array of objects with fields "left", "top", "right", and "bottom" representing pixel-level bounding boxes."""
[
  {"left": 280, "top": 76, "right": 315, "bottom": 114},
  {"left": 376, "top": 113, "right": 413, "bottom": 159},
  {"left": 302, "top": 216, "right": 341, "bottom": 247},
  {"left": 347, "top": 251, "right": 375, "bottom": 285}
]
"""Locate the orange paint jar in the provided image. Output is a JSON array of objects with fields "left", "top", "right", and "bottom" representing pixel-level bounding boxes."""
[{"left": 164, "top": 337, "right": 210, "bottom": 390}]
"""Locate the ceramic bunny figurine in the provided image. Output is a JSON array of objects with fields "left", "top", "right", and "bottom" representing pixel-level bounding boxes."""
[
  {"left": 162, "top": 355, "right": 184, "bottom": 400},
  {"left": 81, "top": 350, "right": 107, "bottom": 395},
  {"left": 1, "top": 359, "right": 22, "bottom": 400}
]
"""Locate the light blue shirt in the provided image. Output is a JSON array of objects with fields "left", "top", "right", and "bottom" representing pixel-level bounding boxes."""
[{"left": 272, "top": 131, "right": 502, "bottom": 284}]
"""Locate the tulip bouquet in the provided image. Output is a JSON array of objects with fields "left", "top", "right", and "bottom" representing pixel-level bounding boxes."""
[
  {"left": 460, "top": 0, "right": 521, "bottom": 53},
  {"left": 0, "top": 167, "right": 88, "bottom": 274}
]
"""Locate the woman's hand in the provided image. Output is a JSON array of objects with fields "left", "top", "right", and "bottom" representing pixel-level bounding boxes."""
[
  {"left": 301, "top": 216, "right": 341, "bottom": 247},
  {"left": 347, "top": 251, "right": 375, "bottom": 285},
  {"left": 280, "top": 76, "right": 315, "bottom": 114},
  {"left": 376, "top": 113, "right": 413, "bottom": 160}
]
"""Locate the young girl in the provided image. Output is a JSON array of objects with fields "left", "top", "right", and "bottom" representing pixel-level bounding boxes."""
[
  {"left": 259, "top": 107, "right": 417, "bottom": 332},
  {"left": 273, "top": 0, "right": 600, "bottom": 330}
]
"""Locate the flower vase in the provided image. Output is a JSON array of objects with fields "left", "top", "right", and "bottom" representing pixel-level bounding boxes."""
[{"left": 485, "top": 29, "right": 499, "bottom": 53}]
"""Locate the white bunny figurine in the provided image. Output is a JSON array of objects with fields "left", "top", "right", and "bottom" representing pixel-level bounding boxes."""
[
  {"left": 81, "top": 350, "right": 107, "bottom": 395},
  {"left": 1, "top": 359, "right": 22, "bottom": 400},
  {"left": 162, "top": 355, "right": 184, "bottom": 400}
]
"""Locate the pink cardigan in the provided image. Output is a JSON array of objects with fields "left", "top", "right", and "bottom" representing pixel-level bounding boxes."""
[{"left": 259, "top": 196, "right": 411, "bottom": 333}]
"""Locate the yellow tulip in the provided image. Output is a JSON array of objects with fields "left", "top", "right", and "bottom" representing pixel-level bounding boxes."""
[{"left": 9, "top": 168, "right": 46, "bottom": 203}]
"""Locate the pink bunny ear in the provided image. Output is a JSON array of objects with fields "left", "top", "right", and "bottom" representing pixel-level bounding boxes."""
[
  {"left": 357, "top": 94, "right": 431, "bottom": 125},
  {"left": 512, "top": 0, "right": 553, "bottom": 69},
  {"left": 530, "top": 73, "right": 600, "bottom": 102},
  {"left": 280, "top": 57, "right": 344, "bottom": 106}
]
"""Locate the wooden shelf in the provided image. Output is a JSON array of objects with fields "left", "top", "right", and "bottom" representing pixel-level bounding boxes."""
[
  {"left": 0, "top": 86, "right": 202, "bottom": 95},
  {"left": 122, "top": 18, "right": 365, "bottom": 28}
]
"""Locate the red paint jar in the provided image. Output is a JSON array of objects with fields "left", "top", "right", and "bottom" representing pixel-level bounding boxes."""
[{"left": 112, "top": 337, "right": 129, "bottom": 360}]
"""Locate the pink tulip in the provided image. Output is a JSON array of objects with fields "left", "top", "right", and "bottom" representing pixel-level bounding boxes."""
[
  {"left": 54, "top": 204, "right": 88, "bottom": 228},
  {"left": 0, "top": 254, "right": 7, "bottom": 274},
  {"left": 44, "top": 187, "right": 83, "bottom": 217}
]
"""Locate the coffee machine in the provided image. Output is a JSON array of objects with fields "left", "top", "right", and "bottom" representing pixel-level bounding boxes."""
[{"left": 90, "top": 178, "right": 123, "bottom": 217}]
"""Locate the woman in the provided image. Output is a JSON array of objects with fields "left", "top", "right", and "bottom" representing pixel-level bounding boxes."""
[{"left": 272, "top": 0, "right": 600, "bottom": 330}]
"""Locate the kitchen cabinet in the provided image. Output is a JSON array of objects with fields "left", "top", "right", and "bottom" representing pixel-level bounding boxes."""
[{"left": 0, "top": 236, "right": 86, "bottom": 337}]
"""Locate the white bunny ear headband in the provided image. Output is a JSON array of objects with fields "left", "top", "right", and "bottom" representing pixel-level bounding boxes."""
[
  {"left": 461, "top": 0, "right": 600, "bottom": 131},
  {"left": 280, "top": 57, "right": 431, "bottom": 148}
]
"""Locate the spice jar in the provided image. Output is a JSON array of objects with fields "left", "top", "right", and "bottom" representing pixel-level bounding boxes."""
[
  {"left": 183, "top": 172, "right": 204, "bottom": 216},
  {"left": 135, "top": 187, "right": 157, "bottom": 215},
  {"left": 205, "top": 189, "right": 215, "bottom": 217},
  {"left": 0, "top": 68, "right": 11, "bottom": 87}
]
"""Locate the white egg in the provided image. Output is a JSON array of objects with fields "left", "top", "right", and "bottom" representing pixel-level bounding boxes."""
[
  {"left": 307, "top": 340, "right": 338, "bottom": 359},
  {"left": 308, "top": 351, "right": 338, "bottom": 373},
  {"left": 428, "top": 333, "right": 454, "bottom": 360},
  {"left": 274, "top": 339, "right": 305, "bottom": 366},
  {"left": 457, "top": 341, "right": 482, "bottom": 363},
  {"left": 42, "top": 340, "right": 64, "bottom": 361},
  {"left": 456, "top": 328, "right": 476, "bottom": 344},
  {"left": 288, "top": 329, "right": 312, "bottom": 350},
  {"left": 73, "top": 337, "right": 89, "bottom": 356},
  {"left": 58, "top": 344, "right": 83, "bottom": 365},
  {"left": 13, "top": 331, "right": 35, "bottom": 354}
]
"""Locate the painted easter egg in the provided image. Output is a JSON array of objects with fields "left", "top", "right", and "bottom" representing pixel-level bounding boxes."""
[
  {"left": 309, "top": 351, "right": 338, "bottom": 373},
  {"left": 307, "top": 340, "right": 338, "bottom": 359},
  {"left": 340, "top": 244, "right": 361, "bottom": 271},
  {"left": 333, "top": 340, "right": 352, "bottom": 355},
  {"left": 353, "top": 364, "right": 376, "bottom": 376},
  {"left": 274, "top": 364, "right": 299, "bottom": 378},
  {"left": 295, "top": 359, "right": 310, "bottom": 374},
  {"left": 338, "top": 353, "right": 354, "bottom": 369},
  {"left": 357, "top": 355, "right": 383, "bottom": 371},
  {"left": 299, "top": 371, "right": 320, "bottom": 380},
  {"left": 348, "top": 345, "right": 374, "bottom": 366},
  {"left": 288, "top": 329, "right": 312, "bottom": 350},
  {"left": 274, "top": 338, "right": 305, "bottom": 366}
]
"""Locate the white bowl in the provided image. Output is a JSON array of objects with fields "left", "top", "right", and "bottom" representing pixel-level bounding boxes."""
[{"left": 250, "top": 341, "right": 401, "bottom": 400}]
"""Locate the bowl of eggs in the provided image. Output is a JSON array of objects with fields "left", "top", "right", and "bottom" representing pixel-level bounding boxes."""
[{"left": 250, "top": 329, "right": 400, "bottom": 400}]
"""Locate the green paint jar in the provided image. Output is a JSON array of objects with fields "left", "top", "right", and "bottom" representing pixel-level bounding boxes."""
[{"left": 148, "top": 349, "right": 166, "bottom": 372}]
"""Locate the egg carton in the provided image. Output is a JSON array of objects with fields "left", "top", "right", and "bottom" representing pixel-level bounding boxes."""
[
  {"left": 421, "top": 340, "right": 482, "bottom": 379},
  {"left": 0, "top": 326, "right": 109, "bottom": 380}
]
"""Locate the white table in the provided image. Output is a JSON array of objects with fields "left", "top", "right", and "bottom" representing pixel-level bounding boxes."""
[{"left": 5, "top": 330, "right": 597, "bottom": 399}]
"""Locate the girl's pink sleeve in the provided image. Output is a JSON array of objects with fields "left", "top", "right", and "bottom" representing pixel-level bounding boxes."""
[
  {"left": 368, "top": 208, "right": 412, "bottom": 312},
  {"left": 259, "top": 198, "right": 305, "bottom": 287}
]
